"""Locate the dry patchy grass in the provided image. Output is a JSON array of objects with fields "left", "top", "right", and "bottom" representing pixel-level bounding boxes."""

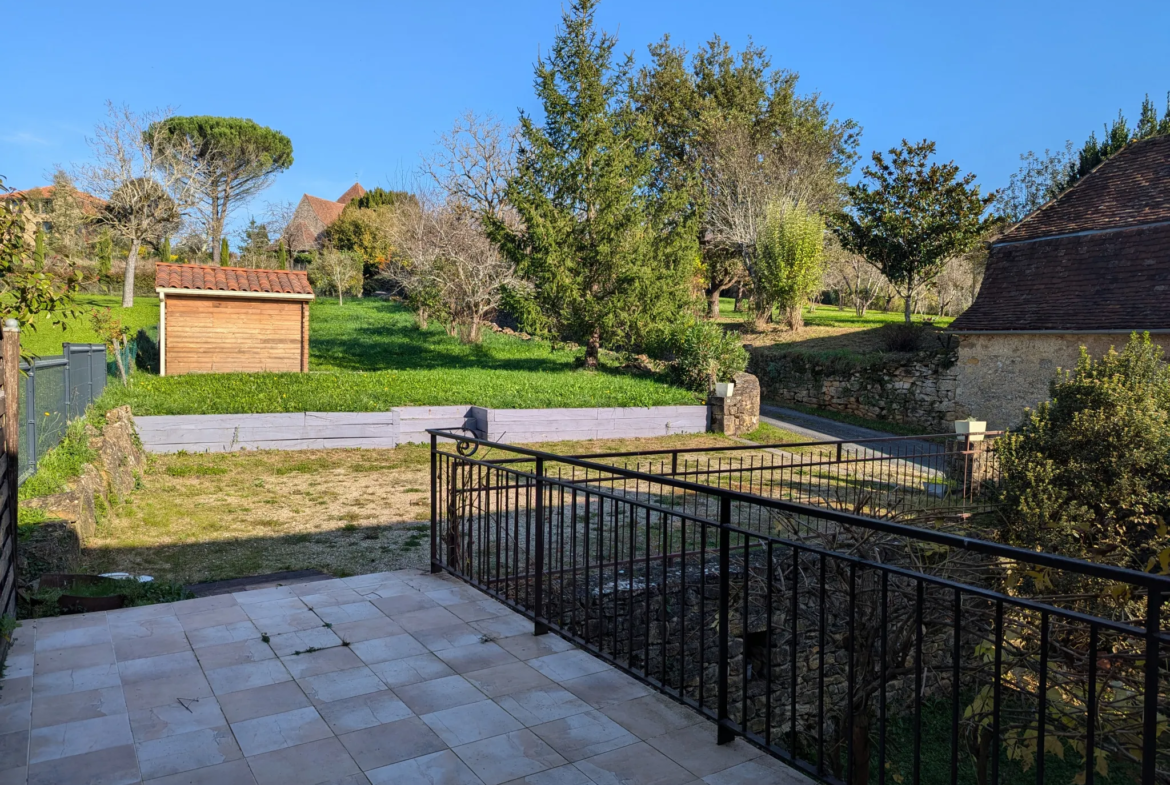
[{"left": 81, "top": 433, "right": 744, "bottom": 584}]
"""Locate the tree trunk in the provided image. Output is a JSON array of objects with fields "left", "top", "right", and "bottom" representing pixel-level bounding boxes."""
[
  {"left": 733, "top": 290, "right": 743, "bottom": 312},
  {"left": 112, "top": 336, "right": 127, "bottom": 383},
  {"left": 416, "top": 308, "right": 429, "bottom": 330},
  {"left": 121, "top": 238, "right": 140, "bottom": 308},
  {"left": 584, "top": 329, "right": 600, "bottom": 369},
  {"left": 784, "top": 304, "right": 804, "bottom": 331},
  {"left": 708, "top": 287, "right": 724, "bottom": 319},
  {"left": 851, "top": 709, "right": 872, "bottom": 785},
  {"left": 903, "top": 289, "right": 913, "bottom": 323}
]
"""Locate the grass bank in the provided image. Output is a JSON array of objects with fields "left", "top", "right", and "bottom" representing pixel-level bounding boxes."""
[
  {"left": 99, "top": 298, "right": 695, "bottom": 414},
  {"left": 21, "top": 294, "right": 159, "bottom": 357}
]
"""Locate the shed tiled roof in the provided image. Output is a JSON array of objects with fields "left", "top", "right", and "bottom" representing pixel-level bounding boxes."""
[
  {"left": 997, "top": 135, "right": 1170, "bottom": 244},
  {"left": 156, "top": 263, "right": 314, "bottom": 296},
  {"left": 949, "top": 222, "right": 1170, "bottom": 332}
]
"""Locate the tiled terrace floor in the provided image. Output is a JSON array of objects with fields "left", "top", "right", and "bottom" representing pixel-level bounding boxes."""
[{"left": 0, "top": 570, "right": 810, "bottom": 785}]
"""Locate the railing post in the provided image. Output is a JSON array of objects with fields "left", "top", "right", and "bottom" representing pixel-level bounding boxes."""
[
  {"left": 429, "top": 433, "right": 441, "bottom": 573},
  {"left": 716, "top": 494, "right": 734, "bottom": 745},
  {"left": 533, "top": 456, "right": 548, "bottom": 635},
  {"left": 1142, "top": 589, "right": 1162, "bottom": 785}
]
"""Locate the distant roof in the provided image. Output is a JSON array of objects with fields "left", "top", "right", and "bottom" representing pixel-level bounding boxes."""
[
  {"left": 337, "top": 183, "right": 366, "bottom": 206},
  {"left": 996, "top": 135, "right": 1170, "bottom": 245},
  {"left": 156, "top": 263, "right": 314, "bottom": 297},
  {"left": 304, "top": 194, "right": 346, "bottom": 226},
  {"left": 1, "top": 185, "right": 106, "bottom": 212}
]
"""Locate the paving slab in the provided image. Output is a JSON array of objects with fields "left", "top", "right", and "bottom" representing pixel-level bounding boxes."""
[{"left": 9, "top": 569, "right": 812, "bottom": 785}]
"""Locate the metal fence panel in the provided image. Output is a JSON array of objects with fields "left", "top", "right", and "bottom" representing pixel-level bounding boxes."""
[{"left": 17, "top": 344, "right": 108, "bottom": 485}]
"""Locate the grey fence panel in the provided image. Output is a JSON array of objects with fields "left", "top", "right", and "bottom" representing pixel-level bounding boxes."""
[{"left": 18, "top": 344, "right": 109, "bottom": 485}]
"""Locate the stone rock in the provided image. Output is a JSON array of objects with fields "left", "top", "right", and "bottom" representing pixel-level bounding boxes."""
[{"left": 709, "top": 372, "right": 760, "bottom": 437}]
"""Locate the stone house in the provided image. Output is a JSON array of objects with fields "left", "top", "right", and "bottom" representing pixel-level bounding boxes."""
[
  {"left": 950, "top": 135, "right": 1170, "bottom": 430},
  {"left": 281, "top": 182, "right": 365, "bottom": 254}
]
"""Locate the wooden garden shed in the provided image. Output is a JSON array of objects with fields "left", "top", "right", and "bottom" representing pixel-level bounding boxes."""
[{"left": 155, "top": 263, "right": 315, "bottom": 376}]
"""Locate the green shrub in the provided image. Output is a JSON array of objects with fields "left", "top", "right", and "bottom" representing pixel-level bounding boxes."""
[
  {"left": 996, "top": 333, "right": 1170, "bottom": 575},
  {"left": 668, "top": 321, "right": 748, "bottom": 393}
]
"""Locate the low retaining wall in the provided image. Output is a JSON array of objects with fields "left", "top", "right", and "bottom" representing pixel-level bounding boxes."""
[
  {"left": 135, "top": 405, "right": 708, "bottom": 453},
  {"left": 749, "top": 349, "right": 959, "bottom": 432}
]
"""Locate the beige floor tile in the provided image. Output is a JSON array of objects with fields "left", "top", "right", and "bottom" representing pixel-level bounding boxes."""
[
  {"left": 250, "top": 611, "right": 324, "bottom": 637},
  {"left": 298, "top": 666, "right": 385, "bottom": 705},
  {"left": 452, "top": 728, "right": 567, "bottom": 785},
  {"left": 530, "top": 710, "right": 638, "bottom": 762},
  {"left": 171, "top": 594, "right": 239, "bottom": 617},
  {"left": 0, "top": 699, "right": 30, "bottom": 736},
  {"left": 187, "top": 620, "right": 263, "bottom": 650},
  {"left": 218, "top": 681, "right": 312, "bottom": 724},
  {"left": 0, "top": 730, "right": 27, "bottom": 771},
  {"left": 33, "top": 663, "right": 121, "bottom": 697},
  {"left": 644, "top": 723, "right": 761, "bottom": 779},
  {"left": 560, "top": 669, "right": 652, "bottom": 710},
  {"left": 394, "top": 607, "right": 465, "bottom": 633},
  {"left": 108, "top": 615, "right": 184, "bottom": 641},
  {"left": 435, "top": 642, "right": 518, "bottom": 674},
  {"left": 463, "top": 662, "right": 554, "bottom": 699},
  {"left": 338, "top": 715, "right": 445, "bottom": 771},
  {"left": 135, "top": 724, "right": 242, "bottom": 780},
  {"left": 129, "top": 695, "right": 227, "bottom": 741},
  {"left": 367, "top": 749, "right": 483, "bottom": 785},
  {"left": 267, "top": 627, "right": 342, "bottom": 657},
  {"left": 281, "top": 645, "right": 364, "bottom": 679},
  {"left": 370, "top": 593, "right": 437, "bottom": 617},
  {"left": 34, "top": 642, "right": 116, "bottom": 675},
  {"left": 600, "top": 694, "right": 705, "bottom": 740},
  {"left": 447, "top": 599, "right": 516, "bottom": 623},
  {"left": 246, "top": 738, "right": 364, "bottom": 785},
  {"left": 470, "top": 615, "right": 533, "bottom": 639},
  {"left": 316, "top": 689, "right": 413, "bottom": 735},
  {"left": 367, "top": 653, "right": 454, "bottom": 688},
  {"left": 31, "top": 686, "right": 126, "bottom": 729},
  {"left": 114, "top": 632, "right": 192, "bottom": 662},
  {"left": 232, "top": 706, "right": 333, "bottom": 757},
  {"left": 573, "top": 741, "right": 693, "bottom": 785},
  {"left": 495, "top": 634, "right": 574, "bottom": 662},
  {"left": 329, "top": 616, "right": 404, "bottom": 644},
  {"left": 122, "top": 671, "right": 214, "bottom": 712},
  {"left": 316, "top": 602, "right": 385, "bottom": 625},
  {"left": 206, "top": 659, "right": 292, "bottom": 696},
  {"left": 178, "top": 605, "right": 250, "bottom": 633},
  {"left": 412, "top": 623, "right": 484, "bottom": 652},
  {"left": 243, "top": 598, "right": 307, "bottom": 621},
  {"left": 528, "top": 651, "right": 611, "bottom": 684},
  {"left": 701, "top": 758, "right": 810, "bottom": 785},
  {"left": 193, "top": 637, "right": 275, "bottom": 670},
  {"left": 395, "top": 675, "right": 485, "bottom": 715},
  {"left": 499, "top": 763, "right": 593, "bottom": 785},
  {"left": 296, "top": 588, "right": 365, "bottom": 608},
  {"left": 26, "top": 742, "right": 139, "bottom": 785},
  {"left": 495, "top": 687, "right": 592, "bottom": 728},
  {"left": 29, "top": 713, "right": 133, "bottom": 764},
  {"left": 349, "top": 633, "right": 428, "bottom": 665},
  {"left": 422, "top": 699, "right": 522, "bottom": 746},
  {"left": 118, "top": 651, "right": 200, "bottom": 685},
  {"left": 142, "top": 757, "right": 258, "bottom": 784}
]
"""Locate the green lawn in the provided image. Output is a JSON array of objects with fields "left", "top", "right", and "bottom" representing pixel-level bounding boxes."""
[
  {"left": 21, "top": 294, "right": 160, "bottom": 358},
  {"left": 718, "top": 298, "right": 954, "bottom": 329},
  {"left": 98, "top": 298, "right": 694, "bottom": 414}
]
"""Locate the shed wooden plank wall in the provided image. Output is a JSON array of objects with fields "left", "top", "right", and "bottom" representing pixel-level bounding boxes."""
[{"left": 166, "top": 296, "right": 305, "bottom": 374}]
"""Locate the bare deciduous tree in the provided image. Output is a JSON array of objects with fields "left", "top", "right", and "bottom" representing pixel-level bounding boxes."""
[
  {"left": 390, "top": 200, "right": 516, "bottom": 343},
  {"left": 422, "top": 111, "right": 517, "bottom": 222},
  {"left": 308, "top": 249, "right": 363, "bottom": 305},
  {"left": 824, "top": 244, "right": 888, "bottom": 317},
  {"left": 76, "top": 102, "right": 204, "bottom": 306}
]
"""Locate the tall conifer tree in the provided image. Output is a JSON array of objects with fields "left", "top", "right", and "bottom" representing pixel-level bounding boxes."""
[{"left": 498, "top": 0, "right": 698, "bottom": 366}]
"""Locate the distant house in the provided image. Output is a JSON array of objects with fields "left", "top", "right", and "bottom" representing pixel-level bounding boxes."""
[
  {"left": 0, "top": 185, "right": 105, "bottom": 234},
  {"left": 281, "top": 183, "right": 365, "bottom": 254},
  {"left": 950, "top": 135, "right": 1170, "bottom": 430}
]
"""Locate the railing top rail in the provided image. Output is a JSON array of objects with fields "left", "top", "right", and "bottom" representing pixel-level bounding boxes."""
[{"left": 428, "top": 428, "right": 1170, "bottom": 591}]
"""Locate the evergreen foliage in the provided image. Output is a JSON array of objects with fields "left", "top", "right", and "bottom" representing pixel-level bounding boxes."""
[
  {"left": 498, "top": 0, "right": 699, "bottom": 366},
  {"left": 832, "top": 140, "right": 994, "bottom": 323},
  {"left": 1062, "top": 93, "right": 1170, "bottom": 192},
  {"left": 160, "top": 236, "right": 171, "bottom": 263},
  {"left": 348, "top": 188, "right": 416, "bottom": 211},
  {"left": 996, "top": 333, "right": 1170, "bottom": 576},
  {"left": 220, "top": 237, "right": 230, "bottom": 266},
  {"left": 276, "top": 239, "right": 288, "bottom": 270},
  {"left": 33, "top": 227, "right": 45, "bottom": 268}
]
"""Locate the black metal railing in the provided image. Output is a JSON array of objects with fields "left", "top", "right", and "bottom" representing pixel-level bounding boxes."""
[{"left": 428, "top": 430, "right": 1169, "bottom": 785}]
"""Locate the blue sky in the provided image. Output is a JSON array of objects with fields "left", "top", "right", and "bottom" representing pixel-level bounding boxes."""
[{"left": 3, "top": 0, "right": 1168, "bottom": 236}]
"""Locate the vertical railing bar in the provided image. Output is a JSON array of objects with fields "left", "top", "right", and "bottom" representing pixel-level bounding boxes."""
[{"left": 717, "top": 494, "right": 733, "bottom": 744}]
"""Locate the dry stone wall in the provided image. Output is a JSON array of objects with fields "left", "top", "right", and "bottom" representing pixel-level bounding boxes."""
[{"left": 749, "top": 349, "right": 960, "bottom": 432}]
